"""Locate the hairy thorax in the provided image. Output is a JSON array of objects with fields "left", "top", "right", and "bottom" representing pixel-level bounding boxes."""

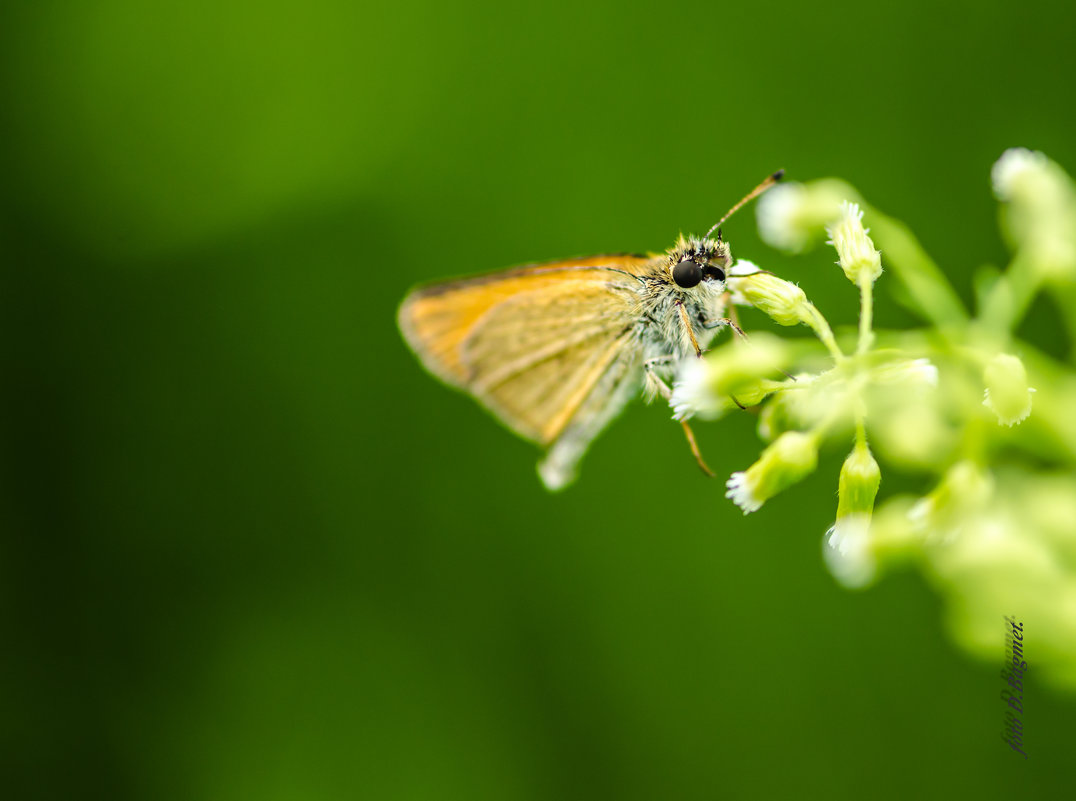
[{"left": 630, "top": 239, "right": 730, "bottom": 367}]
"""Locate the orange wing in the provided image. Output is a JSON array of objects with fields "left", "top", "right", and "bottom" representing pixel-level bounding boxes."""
[{"left": 398, "top": 254, "right": 652, "bottom": 445}]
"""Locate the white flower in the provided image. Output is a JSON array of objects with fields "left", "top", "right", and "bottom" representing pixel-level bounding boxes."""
[
  {"left": 669, "top": 358, "right": 720, "bottom": 421},
  {"left": 726, "top": 471, "right": 763, "bottom": 514},
  {"left": 825, "top": 201, "right": 883, "bottom": 285},
  {"left": 822, "top": 441, "right": 882, "bottom": 587},
  {"left": 725, "top": 430, "right": 818, "bottom": 514},
  {"left": 823, "top": 515, "right": 876, "bottom": 589},
  {"left": 908, "top": 358, "right": 939, "bottom": 386},
  {"left": 728, "top": 259, "right": 762, "bottom": 277},
  {"left": 757, "top": 183, "right": 811, "bottom": 252},
  {"left": 991, "top": 148, "right": 1076, "bottom": 281},
  {"left": 992, "top": 147, "right": 1051, "bottom": 202},
  {"left": 669, "top": 334, "right": 788, "bottom": 421},
  {"left": 871, "top": 357, "right": 939, "bottom": 388},
  {"left": 756, "top": 179, "right": 860, "bottom": 254}
]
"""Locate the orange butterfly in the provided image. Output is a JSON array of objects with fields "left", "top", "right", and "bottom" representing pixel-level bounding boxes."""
[{"left": 398, "top": 172, "right": 783, "bottom": 489}]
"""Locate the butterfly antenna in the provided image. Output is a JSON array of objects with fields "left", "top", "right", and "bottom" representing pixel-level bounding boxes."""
[{"left": 704, "top": 169, "right": 785, "bottom": 240}]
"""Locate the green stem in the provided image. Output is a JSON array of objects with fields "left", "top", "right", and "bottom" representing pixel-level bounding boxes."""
[
  {"left": 977, "top": 250, "right": 1045, "bottom": 337},
  {"left": 857, "top": 274, "right": 874, "bottom": 356},
  {"left": 802, "top": 303, "right": 846, "bottom": 363},
  {"left": 854, "top": 416, "right": 868, "bottom": 448}
]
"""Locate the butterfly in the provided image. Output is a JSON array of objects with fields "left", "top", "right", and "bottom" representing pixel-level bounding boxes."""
[{"left": 397, "top": 171, "right": 783, "bottom": 490}]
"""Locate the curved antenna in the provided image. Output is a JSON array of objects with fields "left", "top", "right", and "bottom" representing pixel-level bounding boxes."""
[{"left": 704, "top": 169, "right": 785, "bottom": 240}]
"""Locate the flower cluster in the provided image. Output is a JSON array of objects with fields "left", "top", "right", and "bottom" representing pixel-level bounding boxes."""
[{"left": 672, "top": 150, "right": 1076, "bottom": 691}]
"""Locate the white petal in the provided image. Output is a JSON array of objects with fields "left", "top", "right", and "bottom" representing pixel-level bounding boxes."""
[
  {"left": 725, "top": 472, "right": 762, "bottom": 514},
  {"left": 822, "top": 515, "right": 875, "bottom": 588},
  {"left": 991, "top": 147, "right": 1047, "bottom": 201},
  {"left": 757, "top": 183, "right": 809, "bottom": 252}
]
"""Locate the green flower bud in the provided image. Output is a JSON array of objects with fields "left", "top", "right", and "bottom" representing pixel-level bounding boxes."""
[
  {"left": 728, "top": 262, "right": 812, "bottom": 327},
  {"left": 726, "top": 430, "right": 818, "bottom": 514},
  {"left": 909, "top": 461, "right": 995, "bottom": 537},
  {"left": 836, "top": 440, "right": 882, "bottom": 521},
  {"left": 982, "top": 353, "right": 1036, "bottom": 427},
  {"left": 825, "top": 495, "right": 926, "bottom": 589},
  {"left": 993, "top": 148, "right": 1076, "bottom": 281},
  {"left": 825, "top": 201, "right": 883, "bottom": 286},
  {"left": 993, "top": 147, "right": 1071, "bottom": 211},
  {"left": 822, "top": 441, "right": 883, "bottom": 589}
]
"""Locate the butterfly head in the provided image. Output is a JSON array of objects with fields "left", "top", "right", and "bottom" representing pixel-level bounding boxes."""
[{"left": 668, "top": 234, "right": 731, "bottom": 290}]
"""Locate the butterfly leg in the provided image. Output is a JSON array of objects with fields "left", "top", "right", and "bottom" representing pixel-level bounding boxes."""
[
  {"left": 674, "top": 299, "right": 703, "bottom": 357},
  {"left": 699, "top": 288, "right": 746, "bottom": 339},
  {"left": 702, "top": 317, "right": 747, "bottom": 340},
  {"left": 698, "top": 292, "right": 745, "bottom": 340},
  {"left": 642, "top": 355, "right": 675, "bottom": 402},
  {"left": 698, "top": 304, "right": 748, "bottom": 400},
  {"left": 644, "top": 360, "right": 715, "bottom": 478},
  {"left": 643, "top": 355, "right": 676, "bottom": 373},
  {"left": 678, "top": 419, "right": 715, "bottom": 477},
  {"left": 726, "top": 289, "right": 744, "bottom": 332}
]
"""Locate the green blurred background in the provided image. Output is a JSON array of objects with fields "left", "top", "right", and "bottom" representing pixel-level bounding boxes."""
[{"left": 1, "top": 0, "right": 1070, "bottom": 798}]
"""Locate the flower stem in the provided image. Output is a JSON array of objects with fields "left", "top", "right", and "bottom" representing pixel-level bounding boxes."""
[
  {"left": 854, "top": 415, "right": 867, "bottom": 448},
  {"left": 857, "top": 274, "right": 874, "bottom": 356},
  {"left": 977, "top": 251, "right": 1045, "bottom": 338},
  {"left": 802, "top": 304, "right": 845, "bottom": 363}
]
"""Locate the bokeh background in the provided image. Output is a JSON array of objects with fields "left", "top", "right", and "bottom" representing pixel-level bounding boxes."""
[{"left": 2, "top": 0, "right": 1071, "bottom": 798}]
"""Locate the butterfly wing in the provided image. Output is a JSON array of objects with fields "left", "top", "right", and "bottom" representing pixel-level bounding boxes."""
[{"left": 398, "top": 255, "right": 653, "bottom": 487}]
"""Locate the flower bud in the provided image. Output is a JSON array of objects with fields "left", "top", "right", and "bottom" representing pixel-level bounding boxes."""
[
  {"left": 835, "top": 440, "right": 882, "bottom": 521},
  {"left": 756, "top": 179, "right": 860, "bottom": 253},
  {"left": 825, "top": 201, "right": 883, "bottom": 286},
  {"left": 728, "top": 266, "right": 812, "bottom": 327},
  {"left": 823, "top": 441, "right": 882, "bottom": 590},
  {"left": 908, "top": 460, "right": 994, "bottom": 538},
  {"left": 725, "top": 430, "right": 818, "bottom": 514},
  {"left": 982, "top": 353, "right": 1036, "bottom": 427},
  {"left": 825, "top": 495, "right": 923, "bottom": 589},
  {"left": 992, "top": 147, "right": 1068, "bottom": 207},
  {"left": 992, "top": 148, "right": 1076, "bottom": 281}
]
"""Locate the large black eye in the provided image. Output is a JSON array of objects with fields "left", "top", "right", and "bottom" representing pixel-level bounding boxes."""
[
  {"left": 672, "top": 259, "right": 702, "bottom": 288},
  {"left": 703, "top": 264, "right": 726, "bottom": 282}
]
